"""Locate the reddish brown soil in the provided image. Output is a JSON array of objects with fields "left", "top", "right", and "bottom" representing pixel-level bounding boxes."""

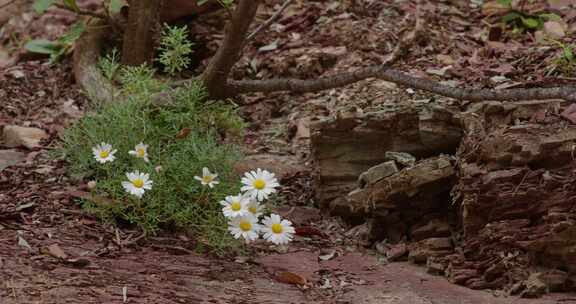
[{"left": 2, "top": 0, "right": 576, "bottom": 303}]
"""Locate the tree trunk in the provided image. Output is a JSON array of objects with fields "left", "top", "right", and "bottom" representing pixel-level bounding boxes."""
[
  {"left": 202, "top": 0, "right": 260, "bottom": 99},
  {"left": 122, "top": 0, "right": 163, "bottom": 66}
]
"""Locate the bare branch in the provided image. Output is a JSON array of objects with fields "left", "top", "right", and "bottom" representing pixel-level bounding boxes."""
[
  {"left": 54, "top": 3, "right": 108, "bottom": 20},
  {"left": 228, "top": 66, "right": 576, "bottom": 102},
  {"left": 202, "top": 0, "right": 261, "bottom": 98},
  {"left": 246, "top": 0, "right": 293, "bottom": 41},
  {"left": 0, "top": 0, "right": 18, "bottom": 11},
  {"left": 381, "top": 1, "right": 424, "bottom": 66}
]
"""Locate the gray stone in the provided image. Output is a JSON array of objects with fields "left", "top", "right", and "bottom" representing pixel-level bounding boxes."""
[
  {"left": 2, "top": 125, "right": 48, "bottom": 149},
  {"left": 347, "top": 188, "right": 369, "bottom": 204},
  {"left": 0, "top": 149, "right": 26, "bottom": 171},
  {"left": 358, "top": 161, "right": 398, "bottom": 187},
  {"left": 385, "top": 151, "right": 416, "bottom": 167},
  {"left": 386, "top": 243, "right": 408, "bottom": 261},
  {"left": 426, "top": 257, "right": 446, "bottom": 275},
  {"left": 410, "top": 218, "right": 452, "bottom": 241},
  {"left": 521, "top": 273, "right": 548, "bottom": 298},
  {"left": 423, "top": 237, "right": 453, "bottom": 250}
]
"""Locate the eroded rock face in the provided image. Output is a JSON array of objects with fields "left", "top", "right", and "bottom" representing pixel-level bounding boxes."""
[
  {"left": 452, "top": 99, "right": 576, "bottom": 292},
  {"left": 311, "top": 105, "right": 462, "bottom": 213},
  {"left": 313, "top": 99, "right": 576, "bottom": 297}
]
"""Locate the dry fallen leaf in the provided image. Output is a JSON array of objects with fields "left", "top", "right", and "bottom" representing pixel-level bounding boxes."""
[
  {"left": 295, "top": 226, "right": 326, "bottom": 238},
  {"left": 17, "top": 232, "right": 32, "bottom": 251},
  {"left": 63, "top": 258, "right": 90, "bottom": 267},
  {"left": 318, "top": 249, "right": 337, "bottom": 261},
  {"left": 175, "top": 127, "right": 191, "bottom": 139},
  {"left": 46, "top": 244, "right": 68, "bottom": 259},
  {"left": 276, "top": 271, "right": 307, "bottom": 286}
]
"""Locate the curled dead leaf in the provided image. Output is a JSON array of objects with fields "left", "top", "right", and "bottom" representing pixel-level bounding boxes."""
[
  {"left": 46, "top": 244, "right": 68, "bottom": 259},
  {"left": 63, "top": 258, "right": 91, "bottom": 268},
  {"left": 318, "top": 249, "right": 338, "bottom": 261},
  {"left": 175, "top": 127, "right": 191, "bottom": 139},
  {"left": 295, "top": 226, "right": 327, "bottom": 238},
  {"left": 17, "top": 232, "right": 32, "bottom": 251},
  {"left": 276, "top": 271, "right": 307, "bottom": 286}
]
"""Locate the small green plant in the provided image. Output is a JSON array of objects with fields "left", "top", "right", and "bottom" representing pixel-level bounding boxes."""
[
  {"left": 118, "top": 64, "right": 167, "bottom": 96},
  {"left": 496, "top": 0, "right": 563, "bottom": 34},
  {"left": 547, "top": 41, "right": 576, "bottom": 76},
  {"left": 157, "top": 24, "right": 194, "bottom": 75},
  {"left": 28, "top": 0, "right": 125, "bottom": 62},
  {"left": 24, "top": 22, "right": 85, "bottom": 63},
  {"left": 98, "top": 48, "right": 121, "bottom": 81},
  {"left": 60, "top": 74, "right": 246, "bottom": 253}
]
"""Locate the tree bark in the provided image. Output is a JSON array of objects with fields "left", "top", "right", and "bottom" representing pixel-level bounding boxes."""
[
  {"left": 122, "top": 0, "right": 163, "bottom": 66},
  {"left": 202, "top": 0, "right": 260, "bottom": 99}
]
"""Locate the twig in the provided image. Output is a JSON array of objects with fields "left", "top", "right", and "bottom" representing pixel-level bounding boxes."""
[
  {"left": 382, "top": 0, "right": 423, "bottom": 66},
  {"left": 0, "top": 0, "right": 17, "bottom": 11},
  {"left": 54, "top": 3, "right": 108, "bottom": 20},
  {"left": 246, "top": 0, "right": 294, "bottom": 41}
]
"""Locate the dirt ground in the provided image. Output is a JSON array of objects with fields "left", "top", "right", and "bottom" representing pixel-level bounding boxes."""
[{"left": 2, "top": 0, "right": 576, "bottom": 303}]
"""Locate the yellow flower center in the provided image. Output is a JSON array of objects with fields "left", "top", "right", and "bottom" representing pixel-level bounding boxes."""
[
  {"left": 253, "top": 179, "right": 266, "bottom": 190},
  {"left": 231, "top": 201, "right": 242, "bottom": 211},
  {"left": 99, "top": 150, "right": 109, "bottom": 158},
  {"left": 137, "top": 148, "right": 146, "bottom": 157},
  {"left": 202, "top": 175, "right": 213, "bottom": 184},
  {"left": 249, "top": 206, "right": 258, "bottom": 214},
  {"left": 271, "top": 223, "right": 283, "bottom": 234},
  {"left": 132, "top": 178, "right": 144, "bottom": 188},
  {"left": 239, "top": 221, "right": 252, "bottom": 231}
]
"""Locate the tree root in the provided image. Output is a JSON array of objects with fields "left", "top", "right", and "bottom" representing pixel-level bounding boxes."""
[{"left": 72, "top": 19, "right": 114, "bottom": 104}]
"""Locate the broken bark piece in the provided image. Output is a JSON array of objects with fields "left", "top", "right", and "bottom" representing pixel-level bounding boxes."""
[{"left": 122, "top": 0, "right": 163, "bottom": 66}]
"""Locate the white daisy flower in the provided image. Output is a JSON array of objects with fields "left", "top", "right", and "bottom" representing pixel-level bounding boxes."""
[
  {"left": 121, "top": 171, "right": 153, "bottom": 198},
  {"left": 194, "top": 167, "right": 219, "bottom": 188},
  {"left": 261, "top": 214, "right": 295, "bottom": 245},
  {"left": 220, "top": 194, "right": 249, "bottom": 218},
  {"left": 92, "top": 142, "right": 117, "bottom": 164},
  {"left": 228, "top": 214, "right": 260, "bottom": 243},
  {"left": 240, "top": 168, "right": 280, "bottom": 202},
  {"left": 128, "top": 143, "right": 149, "bottom": 162},
  {"left": 246, "top": 198, "right": 264, "bottom": 218}
]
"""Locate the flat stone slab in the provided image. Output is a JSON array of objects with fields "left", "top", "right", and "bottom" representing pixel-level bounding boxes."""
[
  {"left": 327, "top": 253, "right": 574, "bottom": 304},
  {"left": 0, "top": 149, "right": 26, "bottom": 171}
]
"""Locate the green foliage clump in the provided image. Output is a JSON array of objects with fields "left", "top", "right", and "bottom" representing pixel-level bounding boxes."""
[
  {"left": 157, "top": 24, "right": 194, "bottom": 75},
  {"left": 118, "top": 64, "right": 166, "bottom": 95},
  {"left": 60, "top": 75, "right": 245, "bottom": 253},
  {"left": 548, "top": 42, "right": 576, "bottom": 76},
  {"left": 496, "top": 0, "right": 563, "bottom": 34},
  {"left": 24, "top": 22, "right": 85, "bottom": 63},
  {"left": 98, "top": 48, "right": 121, "bottom": 81}
]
